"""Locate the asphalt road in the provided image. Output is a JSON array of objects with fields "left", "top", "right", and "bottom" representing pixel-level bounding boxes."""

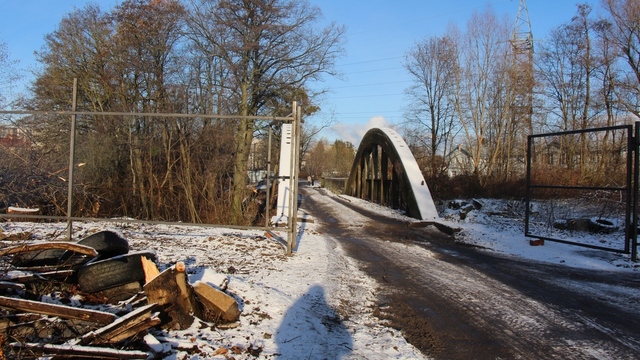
[{"left": 300, "top": 186, "right": 640, "bottom": 360}]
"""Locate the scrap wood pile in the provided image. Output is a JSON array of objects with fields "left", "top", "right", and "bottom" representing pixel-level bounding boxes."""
[{"left": 0, "top": 230, "right": 241, "bottom": 359}]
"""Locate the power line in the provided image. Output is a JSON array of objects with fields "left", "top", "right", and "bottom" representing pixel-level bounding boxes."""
[
  {"left": 331, "top": 80, "right": 411, "bottom": 90},
  {"left": 347, "top": 66, "right": 405, "bottom": 75},
  {"left": 329, "top": 92, "right": 405, "bottom": 100},
  {"left": 338, "top": 56, "right": 404, "bottom": 67},
  {"left": 335, "top": 110, "right": 404, "bottom": 115}
]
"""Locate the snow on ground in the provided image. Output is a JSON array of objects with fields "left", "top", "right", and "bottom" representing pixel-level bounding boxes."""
[
  {"left": 0, "top": 206, "right": 425, "bottom": 359},
  {"left": 343, "top": 192, "right": 638, "bottom": 272},
  {"left": 437, "top": 198, "right": 640, "bottom": 273},
  {"left": 1, "top": 189, "right": 638, "bottom": 359}
]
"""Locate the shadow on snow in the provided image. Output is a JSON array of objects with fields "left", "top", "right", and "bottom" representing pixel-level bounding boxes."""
[{"left": 275, "top": 285, "right": 353, "bottom": 359}]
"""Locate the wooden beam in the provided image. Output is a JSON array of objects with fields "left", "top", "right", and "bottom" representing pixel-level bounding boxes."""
[
  {"left": 0, "top": 296, "right": 116, "bottom": 325},
  {"left": 10, "top": 342, "right": 148, "bottom": 359},
  {"left": 0, "top": 242, "right": 98, "bottom": 258},
  {"left": 4, "top": 270, "right": 75, "bottom": 283},
  {"left": 81, "top": 304, "right": 160, "bottom": 345}
]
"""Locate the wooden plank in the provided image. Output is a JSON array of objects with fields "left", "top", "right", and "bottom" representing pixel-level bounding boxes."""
[
  {"left": 81, "top": 303, "right": 158, "bottom": 345},
  {"left": 4, "top": 270, "right": 75, "bottom": 283},
  {"left": 10, "top": 342, "right": 148, "bottom": 359},
  {"left": 0, "top": 296, "right": 116, "bottom": 325},
  {"left": 0, "top": 242, "right": 98, "bottom": 258},
  {"left": 94, "top": 317, "right": 161, "bottom": 344}
]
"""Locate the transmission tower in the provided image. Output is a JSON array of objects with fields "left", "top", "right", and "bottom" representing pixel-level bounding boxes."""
[
  {"left": 510, "top": 0, "right": 534, "bottom": 135},
  {"left": 512, "top": 0, "right": 534, "bottom": 54},
  {"left": 506, "top": 0, "right": 535, "bottom": 177}
]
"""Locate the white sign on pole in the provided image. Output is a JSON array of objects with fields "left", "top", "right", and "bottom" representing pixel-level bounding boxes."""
[{"left": 273, "top": 123, "right": 293, "bottom": 223}]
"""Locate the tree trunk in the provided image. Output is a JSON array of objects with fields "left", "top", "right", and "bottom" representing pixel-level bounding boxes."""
[{"left": 231, "top": 118, "right": 253, "bottom": 224}]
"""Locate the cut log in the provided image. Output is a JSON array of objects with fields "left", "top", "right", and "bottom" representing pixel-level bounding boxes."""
[
  {"left": 0, "top": 242, "right": 98, "bottom": 258},
  {"left": 0, "top": 296, "right": 116, "bottom": 325},
  {"left": 6, "top": 207, "right": 40, "bottom": 222},
  {"left": 143, "top": 262, "right": 202, "bottom": 330},
  {"left": 10, "top": 342, "right": 148, "bottom": 359},
  {"left": 141, "top": 256, "right": 160, "bottom": 283},
  {"left": 81, "top": 303, "right": 160, "bottom": 345},
  {"left": 193, "top": 282, "right": 240, "bottom": 323}
]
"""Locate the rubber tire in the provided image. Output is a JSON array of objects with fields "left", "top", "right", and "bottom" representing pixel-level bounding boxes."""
[
  {"left": 57, "top": 253, "right": 93, "bottom": 270},
  {"left": 77, "top": 252, "right": 152, "bottom": 293},
  {"left": 101, "top": 281, "right": 143, "bottom": 303},
  {"left": 77, "top": 230, "right": 129, "bottom": 257},
  {"left": 588, "top": 217, "right": 617, "bottom": 234}
]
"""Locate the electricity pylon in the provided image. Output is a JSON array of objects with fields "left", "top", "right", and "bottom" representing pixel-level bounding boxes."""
[{"left": 507, "top": 0, "right": 535, "bottom": 177}]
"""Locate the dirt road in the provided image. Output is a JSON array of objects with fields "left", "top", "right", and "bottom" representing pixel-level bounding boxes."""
[{"left": 301, "top": 187, "right": 640, "bottom": 360}]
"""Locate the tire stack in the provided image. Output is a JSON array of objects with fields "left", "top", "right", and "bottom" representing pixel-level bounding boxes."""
[
  {"left": 10, "top": 230, "right": 157, "bottom": 302},
  {"left": 75, "top": 230, "right": 156, "bottom": 302}
]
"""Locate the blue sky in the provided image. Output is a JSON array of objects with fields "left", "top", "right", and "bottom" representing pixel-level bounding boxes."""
[{"left": 1, "top": 0, "right": 600, "bottom": 144}]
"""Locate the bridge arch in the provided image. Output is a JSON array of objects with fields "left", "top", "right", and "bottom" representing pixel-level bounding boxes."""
[{"left": 344, "top": 127, "right": 438, "bottom": 220}]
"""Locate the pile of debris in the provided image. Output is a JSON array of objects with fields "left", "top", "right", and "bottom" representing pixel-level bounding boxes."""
[{"left": 0, "top": 230, "right": 241, "bottom": 359}]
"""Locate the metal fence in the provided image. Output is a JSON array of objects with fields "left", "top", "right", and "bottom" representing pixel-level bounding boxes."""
[
  {"left": 0, "top": 80, "right": 303, "bottom": 254},
  {"left": 525, "top": 124, "right": 638, "bottom": 261}
]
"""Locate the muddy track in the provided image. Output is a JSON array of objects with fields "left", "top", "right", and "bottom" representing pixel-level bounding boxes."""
[{"left": 301, "top": 187, "right": 640, "bottom": 360}]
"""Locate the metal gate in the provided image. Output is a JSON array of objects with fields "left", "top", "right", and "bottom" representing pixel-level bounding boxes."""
[{"left": 525, "top": 124, "right": 638, "bottom": 261}]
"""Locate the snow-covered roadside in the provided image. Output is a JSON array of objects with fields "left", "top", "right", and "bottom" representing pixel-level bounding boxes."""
[
  {"left": 340, "top": 193, "right": 639, "bottom": 273},
  {"left": 438, "top": 198, "right": 640, "bottom": 273},
  {"left": 2, "top": 188, "right": 639, "bottom": 359},
  {"left": 1, "top": 210, "right": 426, "bottom": 359}
]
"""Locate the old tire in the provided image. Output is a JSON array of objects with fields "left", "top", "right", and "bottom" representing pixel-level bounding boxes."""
[
  {"left": 77, "top": 251, "right": 152, "bottom": 293},
  {"left": 101, "top": 281, "right": 143, "bottom": 303},
  {"left": 588, "top": 217, "right": 617, "bottom": 234},
  {"left": 76, "top": 230, "right": 129, "bottom": 257}
]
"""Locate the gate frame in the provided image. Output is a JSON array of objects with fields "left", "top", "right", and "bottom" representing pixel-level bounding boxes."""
[{"left": 525, "top": 124, "right": 638, "bottom": 261}]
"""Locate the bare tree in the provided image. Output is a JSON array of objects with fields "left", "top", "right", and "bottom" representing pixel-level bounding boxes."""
[
  {"left": 110, "top": 0, "right": 186, "bottom": 219},
  {"left": 404, "top": 33, "right": 459, "bottom": 178},
  {"left": 453, "top": 7, "right": 511, "bottom": 186},
  {"left": 0, "top": 40, "right": 21, "bottom": 109},
  {"left": 27, "top": 1, "right": 200, "bottom": 220},
  {"left": 601, "top": 0, "right": 640, "bottom": 119},
  {"left": 184, "top": 0, "right": 345, "bottom": 223},
  {"left": 536, "top": 4, "right": 603, "bottom": 171}
]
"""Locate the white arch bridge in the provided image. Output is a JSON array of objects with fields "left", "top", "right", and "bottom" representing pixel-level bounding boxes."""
[{"left": 344, "top": 127, "right": 439, "bottom": 221}]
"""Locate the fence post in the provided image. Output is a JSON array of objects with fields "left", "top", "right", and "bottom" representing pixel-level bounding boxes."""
[
  {"left": 265, "top": 127, "right": 272, "bottom": 228},
  {"left": 524, "top": 134, "right": 532, "bottom": 236},
  {"left": 291, "top": 103, "right": 302, "bottom": 252},
  {"left": 66, "top": 78, "right": 78, "bottom": 241},
  {"left": 632, "top": 122, "right": 639, "bottom": 261},
  {"left": 286, "top": 102, "right": 298, "bottom": 255}
]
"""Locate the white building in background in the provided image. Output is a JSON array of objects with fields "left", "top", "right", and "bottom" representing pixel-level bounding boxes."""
[{"left": 445, "top": 145, "right": 477, "bottom": 177}]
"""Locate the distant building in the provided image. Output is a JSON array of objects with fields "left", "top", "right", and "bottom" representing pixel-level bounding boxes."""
[
  {"left": 445, "top": 145, "right": 476, "bottom": 177},
  {"left": 0, "top": 126, "right": 28, "bottom": 148}
]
